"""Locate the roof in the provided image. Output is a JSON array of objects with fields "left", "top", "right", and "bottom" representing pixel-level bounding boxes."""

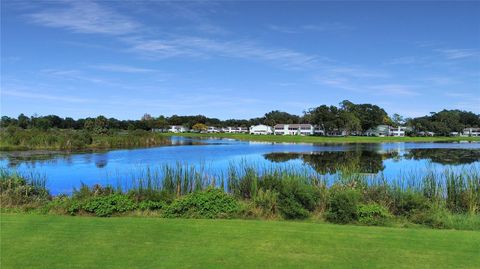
[{"left": 274, "top": 124, "right": 313, "bottom": 128}]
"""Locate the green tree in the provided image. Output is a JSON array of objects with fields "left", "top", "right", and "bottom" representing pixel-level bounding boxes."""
[{"left": 192, "top": 123, "right": 208, "bottom": 132}]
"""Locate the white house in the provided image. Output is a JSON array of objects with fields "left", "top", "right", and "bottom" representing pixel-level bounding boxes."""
[
  {"left": 223, "top": 127, "right": 249, "bottom": 133},
  {"left": 418, "top": 131, "right": 435, "bottom": 136},
  {"left": 389, "top": 126, "right": 407, "bottom": 137},
  {"left": 274, "top": 124, "right": 315, "bottom": 136},
  {"left": 365, "top": 125, "right": 390, "bottom": 137},
  {"left": 314, "top": 126, "right": 325, "bottom": 136},
  {"left": 366, "top": 125, "right": 408, "bottom": 137},
  {"left": 249, "top": 124, "right": 273, "bottom": 135},
  {"left": 462, "top": 128, "right": 480, "bottom": 137},
  {"left": 168, "top": 125, "right": 189, "bottom": 133},
  {"left": 238, "top": 127, "right": 249, "bottom": 133},
  {"left": 207, "top": 126, "right": 221, "bottom": 133}
]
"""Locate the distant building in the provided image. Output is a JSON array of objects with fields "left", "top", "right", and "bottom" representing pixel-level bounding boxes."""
[
  {"left": 462, "top": 128, "right": 480, "bottom": 137},
  {"left": 418, "top": 131, "right": 435, "bottom": 137},
  {"left": 207, "top": 126, "right": 221, "bottom": 133},
  {"left": 366, "top": 125, "right": 408, "bottom": 137},
  {"left": 389, "top": 126, "right": 407, "bottom": 137},
  {"left": 314, "top": 126, "right": 325, "bottom": 136},
  {"left": 365, "top": 125, "right": 390, "bottom": 137},
  {"left": 223, "top": 127, "right": 249, "bottom": 134},
  {"left": 168, "top": 125, "right": 189, "bottom": 133},
  {"left": 274, "top": 124, "right": 315, "bottom": 136},
  {"left": 249, "top": 124, "right": 273, "bottom": 135},
  {"left": 151, "top": 127, "right": 168, "bottom": 133},
  {"left": 325, "top": 129, "right": 348, "bottom": 136}
]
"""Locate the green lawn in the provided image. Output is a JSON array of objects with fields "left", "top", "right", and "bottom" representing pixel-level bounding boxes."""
[
  {"left": 161, "top": 132, "right": 480, "bottom": 144},
  {"left": 1, "top": 214, "right": 479, "bottom": 269}
]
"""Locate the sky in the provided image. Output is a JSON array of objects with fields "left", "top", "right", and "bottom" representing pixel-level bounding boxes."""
[{"left": 1, "top": 1, "right": 479, "bottom": 120}]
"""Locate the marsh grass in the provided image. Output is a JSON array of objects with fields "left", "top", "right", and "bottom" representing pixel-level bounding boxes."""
[
  {"left": 0, "top": 127, "right": 170, "bottom": 151},
  {"left": 0, "top": 169, "right": 49, "bottom": 208},
  {"left": 1, "top": 163, "right": 479, "bottom": 229}
]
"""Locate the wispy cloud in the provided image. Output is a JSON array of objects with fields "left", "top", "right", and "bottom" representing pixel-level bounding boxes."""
[
  {"left": 267, "top": 23, "right": 353, "bottom": 34},
  {"left": 369, "top": 84, "right": 420, "bottom": 96},
  {"left": 386, "top": 56, "right": 423, "bottom": 65},
  {"left": 435, "top": 49, "right": 480, "bottom": 60},
  {"left": 40, "top": 68, "right": 115, "bottom": 85},
  {"left": 129, "top": 37, "right": 318, "bottom": 69},
  {"left": 90, "top": 64, "right": 156, "bottom": 73},
  {"left": 29, "top": 1, "right": 139, "bottom": 35},
  {"left": 2, "top": 89, "right": 91, "bottom": 103},
  {"left": 329, "top": 67, "right": 389, "bottom": 78}
]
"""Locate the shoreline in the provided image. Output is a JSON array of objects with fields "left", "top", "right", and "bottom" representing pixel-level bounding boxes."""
[{"left": 160, "top": 132, "right": 480, "bottom": 144}]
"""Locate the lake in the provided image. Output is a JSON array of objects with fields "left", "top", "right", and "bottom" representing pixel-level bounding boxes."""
[{"left": 1, "top": 136, "right": 479, "bottom": 194}]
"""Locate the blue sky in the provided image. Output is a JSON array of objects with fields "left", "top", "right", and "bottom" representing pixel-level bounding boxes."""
[{"left": 1, "top": 1, "right": 479, "bottom": 120}]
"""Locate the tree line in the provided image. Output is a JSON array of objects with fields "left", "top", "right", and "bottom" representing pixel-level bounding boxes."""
[{"left": 1, "top": 100, "right": 479, "bottom": 135}]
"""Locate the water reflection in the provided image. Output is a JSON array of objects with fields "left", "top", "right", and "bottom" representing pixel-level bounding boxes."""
[
  {"left": 0, "top": 137, "right": 209, "bottom": 167},
  {"left": 0, "top": 151, "right": 73, "bottom": 168},
  {"left": 264, "top": 148, "right": 480, "bottom": 175},
  {"left": 404, "top": 148, "right": 480, "bottom": 165},
  {"left": 264, "top": 151, "right": 398, "bottom": 174}
]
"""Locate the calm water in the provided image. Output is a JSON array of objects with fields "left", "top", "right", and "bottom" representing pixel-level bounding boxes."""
[{"left": 1, "top": 136, "right": 479, "bottom": 194}]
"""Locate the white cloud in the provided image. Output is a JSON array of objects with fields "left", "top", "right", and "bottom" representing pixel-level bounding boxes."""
[
  {"left": 90, "top": 64, "right": 156, "bottom": 73},
  {"left": 267, "top": 23, "right": 353, "bottom": 34},
  {"left": 436, "top": 49, "right": 480, "bottom": 60},
  {"left": 129, "top": 37, "right": 318, "bottom": 69},
  {"left": 386, "top": 56, "right": 422, "bottom": 65},
  {"left": 29, "top": 1, "right": 139, "bottom": 35},
  {"left": 369, "top": 84, "right": 420, "bottom": 96},
  {"left": 2, "top": 89, "right": 91, "bottom": 103}
]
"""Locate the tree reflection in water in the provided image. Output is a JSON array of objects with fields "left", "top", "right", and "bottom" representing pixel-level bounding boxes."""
[
  {"left": 404, "top": 148, "right": 480, "bottom": 165},
  {"left": 264, "top": 150, "right": 399, "bottom": 174},
  {"left": 264, "top": 148, "right": 480, "bottom": 175}
]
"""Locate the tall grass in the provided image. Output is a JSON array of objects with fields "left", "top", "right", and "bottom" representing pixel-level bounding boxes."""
[
  {"left": 0, "top": 168, "right": 49, "bottom": 207},
  {"left": 1, "top": 163, "right": 479, "bottom": 228},
  {"left": 102, "top": 162, "right": 480, "bottom": 215},
  {"left": 0, "top": 127, "right": 170, "bottom": 151}
]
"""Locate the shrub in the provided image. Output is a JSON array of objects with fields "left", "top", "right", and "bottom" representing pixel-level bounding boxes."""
[
  {"left": 277, "top": 180, "right": 319, "bottom": 219},
  {"left": 72, "top": 183, "right": 115, "bottom": 200},
  {"left": 391, "top": 191, "right": 430, "bottom": 217},
  {"left": 82, "top": 194, "right": 136, "bottom": 217},
  {"left": 358, "top": 203, "right": 391, "bottom": 226},
  {"left": 278, "top": 195, "right": 310, "bottom": 219},
  {"left": 164, "top": 188, "right": 239, "bottom": 219},
  {"left": 253, "top": 189, "right": 279, "bottom": 218},
  {"left": 138, "top": 200, "right": 166, "bottom": 211},
  {"left": 326, "top": 189, "right": 360, "bottom": 224},
  {"left": 0, "top": 171, "right": 50, "bottom": 207},
  {"left": 128, "top": 189, "right": 174, "bottom": 204}
]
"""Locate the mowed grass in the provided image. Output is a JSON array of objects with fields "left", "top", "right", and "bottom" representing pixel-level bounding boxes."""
[
  {"left": 161, "top": 132, "right": 480, "bottom": 144},
  {"left": 1, "top": 214, "right": 479, "bottom": 269}
]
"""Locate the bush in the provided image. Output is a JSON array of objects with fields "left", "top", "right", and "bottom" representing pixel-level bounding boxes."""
[
  {"left": 326, "top": 189, "right": 360, "bottom": 224},
  {"left": 391, "top": 191, "right": 430, "bottom": 217},
  {"left": 253, "top": 189, "right": 279, "bottom": 218},
  {"left": 164, "top": 188, "right": 239, "bottom": 219},
  {"left": 138, "top": 200, "right": 166, "bottom": 211},
  {"left": 358, "top": 203, "right": 391, "bottom": 226},
  {"left": 128, "top": 189, "right": 174, "bottom": 204},
  {"left": 0, "top": 171, "right": 50, "bottom": 207},
  {"left": 82, "top": 194, "right": 136, "bottom": 217},
  {"left": 277, "top": 180, "right": 319, "bottom": 219}
]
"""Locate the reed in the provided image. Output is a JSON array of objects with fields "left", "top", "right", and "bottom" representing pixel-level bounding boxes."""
[{"left": 2, "top": 164, "right": 479, "bottom": 229}]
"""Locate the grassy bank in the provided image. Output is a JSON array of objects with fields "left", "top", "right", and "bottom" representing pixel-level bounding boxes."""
[
  {"left": 1, "top": 213, "right": 479, "bottom": 269},
  {"left": 160, "top": 132, "right": 480, "bottom": 143},
  {"left": 0, "top": 128, "right": 170, "bottom": 151},
  {"left": 2, "top": 164, "right": 479, "bottom": 230}
]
